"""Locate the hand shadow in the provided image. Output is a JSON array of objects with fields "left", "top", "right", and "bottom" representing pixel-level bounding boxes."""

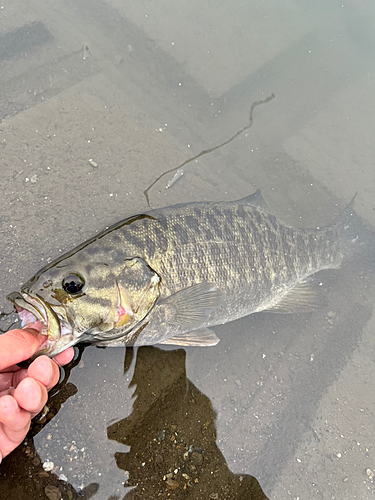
[{"left": 108, "top": 346, "right": 269, "bottom": 500}]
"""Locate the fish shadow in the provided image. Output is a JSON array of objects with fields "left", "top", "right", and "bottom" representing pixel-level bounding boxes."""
[{"left": 107, "top": 346, "right": 269, "bottom": 499}]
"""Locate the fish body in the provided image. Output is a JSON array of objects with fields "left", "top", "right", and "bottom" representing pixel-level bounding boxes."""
[{"left": 7, "top": 191, "right": 360, "bottom": 356}]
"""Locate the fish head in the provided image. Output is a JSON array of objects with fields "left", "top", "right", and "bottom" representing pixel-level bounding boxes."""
[{"left": 7, "top": 255, "right": 161, "bottom": 357}]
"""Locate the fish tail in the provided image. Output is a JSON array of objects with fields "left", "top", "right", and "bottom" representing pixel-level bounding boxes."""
[{"left": 336, "top": 194, "right": 375, "bottom": 269}]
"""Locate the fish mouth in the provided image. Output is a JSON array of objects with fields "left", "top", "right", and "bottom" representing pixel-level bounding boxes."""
[{"left": 7, "top": 291, "right": 74, "bottom": 356}]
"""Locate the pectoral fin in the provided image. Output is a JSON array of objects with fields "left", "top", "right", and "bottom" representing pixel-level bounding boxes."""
[
  {"left": 159, "top": 328, "right": 220, "bottom": 346},
  {"left": 162, "top": 282, "right": 225, "bottom": 327}
]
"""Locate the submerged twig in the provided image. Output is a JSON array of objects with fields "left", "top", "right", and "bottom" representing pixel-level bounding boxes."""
[
  {"left": 166, "top": 168, "right": 184, "bottom": 189},
  {"left": 143, "top": 93, "right": 275, "bottom": 206}
]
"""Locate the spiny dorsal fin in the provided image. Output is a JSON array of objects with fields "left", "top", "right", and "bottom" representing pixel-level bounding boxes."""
[{"left": 158, "top": 328, "right": 220, "bottom": 346}]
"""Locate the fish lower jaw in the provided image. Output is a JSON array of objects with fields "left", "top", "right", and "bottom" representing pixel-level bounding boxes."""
[
  {"left": 17, "top": 309, "right": 76, "bottom": 358},
  {"left": 17, "top": 302, "right": 73, "bottom": 334},
  {"left": 19, "top": 308, "right": 39, "bottom": 328},
  {"left": 17, "top": 308, "right": 55, "bottom": 339},
  {"left": 36, "top": 325, "right": 76, "bottom": 357},
  {"left": 38, "top": 335, "right": 53, "bottom": 352},
  {"left": 37, "top": 333, "right": 76, "bottom": 357}
]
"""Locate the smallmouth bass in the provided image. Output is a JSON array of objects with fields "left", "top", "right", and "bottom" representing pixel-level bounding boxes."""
[{"left": 7, "top": 190, "right": 364, "bottom": 356}]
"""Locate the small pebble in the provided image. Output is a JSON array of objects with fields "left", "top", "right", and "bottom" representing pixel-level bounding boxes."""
[
  {"left": 165, "top": 478, "right": 179, "bottom": 490},
  {"left": 190, "top": 451, "right": 203, "bottom": 466},
  {"left": 44, "top": 484, "right": 61, "bottom": 500},
  {"left": 366, "top": 468, "right": 374, "bottom": 482},
  {"left": 43, "top": 461, "right": 54, "bottom": 472},
  {"left": 157, "top": 429, "right": 165, "bottom": 442}
]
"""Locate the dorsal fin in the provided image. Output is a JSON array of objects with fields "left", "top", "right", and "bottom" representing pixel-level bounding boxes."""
[{"left": 235, "top": 189, "right": 267, "bottom": 209}]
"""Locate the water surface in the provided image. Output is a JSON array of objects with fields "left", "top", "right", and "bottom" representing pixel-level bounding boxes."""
[{"left": 1, "top": 1, "right": 375, "bottom": 498}]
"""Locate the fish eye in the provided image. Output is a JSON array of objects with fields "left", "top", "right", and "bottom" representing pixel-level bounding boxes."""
[{"left": 62, "top": 274, "right": 85, "bottom": 294}]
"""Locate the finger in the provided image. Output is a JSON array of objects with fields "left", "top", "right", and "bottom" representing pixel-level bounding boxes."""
[
  {"left": 27, "top": 356, "right": 60, "bottom": 391},
  {"left": 0, "top": 395, "right": 31, "bottom": 444},
  {"left": 0, "top": 368, "right": 29, "bottom": 392},
  {"left": 53, "top": 347, "right": 74, "bottom": 367},
  {"left": 0, "top": 387, "right": 13, "bottom": 398},
  {"left": 0, "top": 328, "right": 45, "bottom": 371},
  {"left": 2, "top": 347, "right": 75, "bottom": 393},
  {"left": 12, "top": 378, "right": 47, "bottom": 414},
  {"left": 0, "top": 372, "right": 15, "bottom": 392}
]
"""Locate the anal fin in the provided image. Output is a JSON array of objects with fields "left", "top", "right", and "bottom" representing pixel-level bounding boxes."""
[{"left": 264, "top": 279, "right": 324, "bottom": 314}]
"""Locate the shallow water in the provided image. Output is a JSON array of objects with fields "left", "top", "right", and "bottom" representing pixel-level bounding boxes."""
[{"left": 1, "top": 1, "right": 375, "bottom": 499}]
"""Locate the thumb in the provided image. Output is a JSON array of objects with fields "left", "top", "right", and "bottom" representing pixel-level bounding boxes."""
[{"left": 0, "top": 326, "right": 45, "bottom": 371}]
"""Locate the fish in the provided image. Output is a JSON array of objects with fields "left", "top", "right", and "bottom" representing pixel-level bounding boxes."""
[{"left": 6, "top": 190, "right": 365, "bottom": 357}]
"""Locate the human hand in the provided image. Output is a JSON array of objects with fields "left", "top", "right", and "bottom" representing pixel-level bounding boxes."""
[{"left": 0, "top": 324, "right": 74, "bottom": 463}]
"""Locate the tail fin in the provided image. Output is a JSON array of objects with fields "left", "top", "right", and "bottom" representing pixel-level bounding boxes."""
[{"left": 336, "top": 194, "right": 375, "bottom": 269}]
